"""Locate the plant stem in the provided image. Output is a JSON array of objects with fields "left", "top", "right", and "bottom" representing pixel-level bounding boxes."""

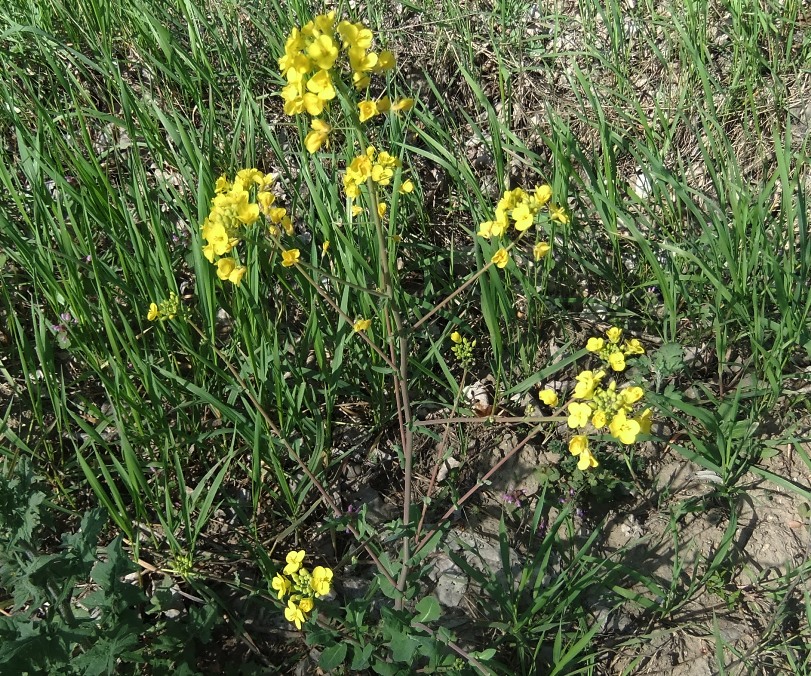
[{"left": 366, "top": 177, "right": 414, "bottom": 610}]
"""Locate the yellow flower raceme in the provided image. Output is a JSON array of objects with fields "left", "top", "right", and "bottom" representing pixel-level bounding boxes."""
[{"left": 280, "top": 15, "right": 396, "bottom": 117}]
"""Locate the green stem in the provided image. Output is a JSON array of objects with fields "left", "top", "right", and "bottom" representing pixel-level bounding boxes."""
[{"left": 366, "top": 177, "right": 414, "bottom": 610}]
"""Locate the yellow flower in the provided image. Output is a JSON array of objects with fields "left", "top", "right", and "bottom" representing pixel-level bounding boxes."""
[
  {"left": 377, "top": 202, "right": 387, "bottom": 218},
  {"left": 538, "top": 389, "right": 559, "bottom": 407},
  {"left": 322, "top": 241, "right": 330, "bottom": 255},
  {"left": 549, "top": 204, "right": 569, "bottom": 224},
  {"left": 375, "top": 96, "right": 391, "bottom": 113},
  {"left": 353, "top": 318, "right": 372, "bottom": 332},
  {"left": 351, "top": 204, "right": 363, "bottom": 216},
  {"left": 398, "top": 179, "right": 414, "bottom": 194},
  {"left": 307, "top": 34, "right": 339, "bottom": 70},
  {"left": 257, "top": 191, "right": 276, "bottom": 216},
  {"left": 214, "top": 175, "right": 230, "bottom": 193},
  {"left": 591, "top": 409, "right": 607, "bottom": 428},
  {"left": 574, "top": 369, "right": 604, "bottom": 399},
  {"left": 284, "top": 599, "right": 306, "bottom": 629},
  {"left": 298, "top": 597, "right": 314, "bottom": 614},
  {"left": 358, "top": 100, "right": 378, "bottom": 122},
  {"left": 532, "top": 184, "right": 552, "bottom": 207},
  {"left": 310, "top": 566, "right": 334, "bottom": 596},
  {"left": 304, "top": 118, "right": 332, "bottom": 154},
  {"left": 281, "top": 249, "right": 301, "bottom": 268},
  {"left": 390, "top": 97, "right": 414, "bottom": 112},
  {"left": 147, "top": 303, "right": 159, "bottom": 321},
  {"left": 569, "top": 435, "right": 589, "bottom": 457},
  {"left": 586, "top": 337, "right": 604, "bottom": 352},
  {"left": 533, "top": 242, "right": 551, "bottom": 260},
  {"left": 608, "top": 351, "right": 626, "bottom": 372},
  {"left": 567, "top": 402, "right": 592, "bottom": 428},
  {"left": 609, "top": 410, "right": 641, "bottom": 444},
  {"left": 375, "top": 50, "right": 396, "bottom": 71},
  {"left": 216, "top": 258, "right": 247, "bottom": 285},
  {"left": 636, "top": 408, "right": 653, "bottom": 434},
  {"left": 283, "top": 550, "right": 306, "bottom": 575},
  {"left": 606, "top": 327, "right": 623, "bottom": 343},
  {"left": 623, "top": 338, "right": 645, "bottom": 355},
  {"left": 511, "top": 202, "right": 534, "bottom": 231},
  {"left": 620, "top": 386, "right": 644, "bottom": 407},
  {"left": 577, "top": 447, "right": 598, "bottom": 470},
  {"left": 306, "top": 69, "right": 336, "bottom": 102},
  {"left": 271, "top": 574, "right": 291, "bottom": 600},
  {"left": 491, "top": 248, "right": 510, "bottom": 268},
  {"left": 235, "top": 168, "right": 263, "bottom": 189},
  {"left": 450, "top": 331, "right": 462, "bottom": 343}
]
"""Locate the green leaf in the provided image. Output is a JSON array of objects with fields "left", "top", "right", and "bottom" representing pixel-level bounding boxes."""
[
  {"left": 319, "top": 642, "right": 347, "bottom": 671},
  {"left": 413, "top": 596, "right": 441, "bottom": 624},
  {"left": 389, "top": 631, "right": 420, "bottom": 663},
  {"left": 350, "top": 643, "right": 374, "bottom": 670}
]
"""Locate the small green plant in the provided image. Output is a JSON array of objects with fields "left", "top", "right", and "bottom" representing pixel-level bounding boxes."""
[{"left": 0, "top": 460, "right": 220, "bottom": 673}]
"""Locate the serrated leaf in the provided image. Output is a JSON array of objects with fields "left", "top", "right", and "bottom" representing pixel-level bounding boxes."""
[
  {"left": 319, "top": 642, "right": 347, "bottom": 671},
  {"left": 413, "top": 596, "right": 441, "bottom": 624}
]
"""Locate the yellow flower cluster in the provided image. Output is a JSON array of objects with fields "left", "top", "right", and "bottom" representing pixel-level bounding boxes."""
[
  {"left": 542, "top": 328, "right": 650, "bottom": 471},
  {"left": 450, "top": 330, "right": 476, "bottom": 368},
  {"left": 273, "top": 550, "right": 334, "bottom": 630},
  {"left": 478, "top": 186, "right": 564, "bottom": 270},
  {"left": 201, "top": 169, "right": 294, "bottom": 284},
  {"left": 343, "top": 146, "right": 401, "bottom": 199},
  {"left": 279, "top": 13, "right": 410, "bottom": 152},
  {"left": 146, "top": 292, "right": 179, "bottom": 321},
  {"left": 585, "top": 326, "right": 645, "bottom": 372}
]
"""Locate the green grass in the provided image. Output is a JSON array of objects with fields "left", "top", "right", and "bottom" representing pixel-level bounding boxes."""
[{"left": 1, "top": 0, "right": 810, "bottom": 673}]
